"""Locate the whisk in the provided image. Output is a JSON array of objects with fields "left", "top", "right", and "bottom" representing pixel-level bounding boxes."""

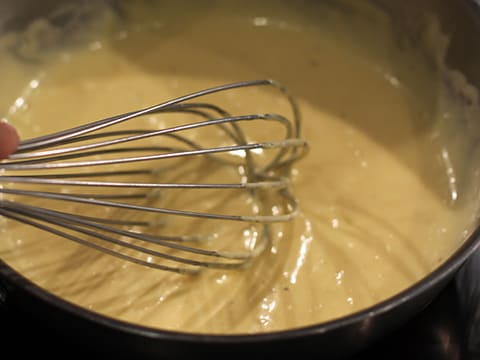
[{"left": 0, "top": 79, "right": 308, "bottom": 274}]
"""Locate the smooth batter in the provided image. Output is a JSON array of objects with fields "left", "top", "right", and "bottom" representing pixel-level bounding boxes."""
[{"left": 1, "top": 0, "right": 479, "bottom": 334}]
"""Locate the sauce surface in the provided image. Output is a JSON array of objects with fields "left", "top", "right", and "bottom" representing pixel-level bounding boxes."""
[{"left": 1, "top": 0, "right": 479, "bottom": 334}]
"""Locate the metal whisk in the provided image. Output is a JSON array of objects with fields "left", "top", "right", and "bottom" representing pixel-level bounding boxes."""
[{"left": 0, "top": 79, "right": 308, "bottom": 274}]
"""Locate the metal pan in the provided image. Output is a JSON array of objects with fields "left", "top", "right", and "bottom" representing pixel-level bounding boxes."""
[{"left": 1, "top": 0, "right": 480, "bottom": 357}]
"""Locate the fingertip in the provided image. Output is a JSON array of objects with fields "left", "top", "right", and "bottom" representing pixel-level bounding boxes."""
[{"left": 0, "top": 120, "right": 20, "bottom": 160}]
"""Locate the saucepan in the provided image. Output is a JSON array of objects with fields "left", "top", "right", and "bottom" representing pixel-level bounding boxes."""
[{"left": 0, "top": 0, "right": 480, "bottom": 358}]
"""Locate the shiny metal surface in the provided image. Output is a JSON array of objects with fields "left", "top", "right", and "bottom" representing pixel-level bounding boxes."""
[
  {"left": 2, "top": 259, "right": 478, "bottom": 359},
  {"left": 1, "top": 0, "right": 480, "bottom": 358},
  {"left": 0, "top": 79, "right": 306, "bottom": 274}
]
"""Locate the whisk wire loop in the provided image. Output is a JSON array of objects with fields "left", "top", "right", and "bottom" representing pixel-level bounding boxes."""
[{"left": 0, "top": 79, "right": 307, "bottom": 274}]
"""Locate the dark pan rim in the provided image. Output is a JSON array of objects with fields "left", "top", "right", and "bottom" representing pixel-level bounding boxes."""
[{"left": 1, "top": 223, "right": 480, "bottom": 344}]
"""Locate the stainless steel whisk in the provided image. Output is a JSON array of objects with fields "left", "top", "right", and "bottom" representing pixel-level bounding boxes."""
[{"left": 0, "top": 79, "right": 308, "bottom": 274}]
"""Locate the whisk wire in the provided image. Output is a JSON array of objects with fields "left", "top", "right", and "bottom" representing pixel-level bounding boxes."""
[{"left": 0, "top": 79, "right": 307, "bottom": 273}]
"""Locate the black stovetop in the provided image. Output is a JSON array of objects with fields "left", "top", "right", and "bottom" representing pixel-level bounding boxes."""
[{"left": 1, "top": 251, "right": 479, "bottom": 359}]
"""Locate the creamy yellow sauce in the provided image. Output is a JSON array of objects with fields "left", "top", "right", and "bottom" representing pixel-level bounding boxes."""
[{"left": 1, "top": 0, "right": 480, "bottom": 334}]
